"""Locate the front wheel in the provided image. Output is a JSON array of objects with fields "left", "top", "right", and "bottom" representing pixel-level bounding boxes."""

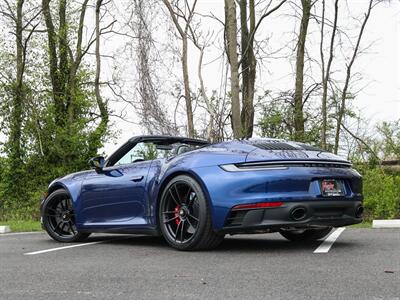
[
  {"left": 158, "top": 175, "right": 224, "bottom": 251},
  {"left": 279, "top": 227, "right": 333, "bottom": 242},
  {"left": 42, "top": 189, "right": 90, "bottom": 242}
]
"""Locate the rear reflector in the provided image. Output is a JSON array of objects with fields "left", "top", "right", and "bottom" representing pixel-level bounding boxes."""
[{"left": 232, "top": 201, "right": 284, "bottom": 211}]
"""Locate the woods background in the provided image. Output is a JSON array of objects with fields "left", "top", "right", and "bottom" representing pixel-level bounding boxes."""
[{"left": 0, "top": 0, "right": 399, "bottom": 222}]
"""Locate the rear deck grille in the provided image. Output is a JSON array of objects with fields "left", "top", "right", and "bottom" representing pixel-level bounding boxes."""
[{"left": 253, "top": 142, "right": 298, "bottom": 151}]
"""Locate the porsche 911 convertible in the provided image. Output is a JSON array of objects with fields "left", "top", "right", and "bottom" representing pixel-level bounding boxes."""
[{"left": 40, "top": 135, "right": 363, "bottom": 250}]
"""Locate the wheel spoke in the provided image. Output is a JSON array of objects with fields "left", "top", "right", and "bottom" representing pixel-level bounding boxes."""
[
  {"left": 187, "top": 213, "right": 199, "bottom": 222},
  {"left": 46, "top": 213, "right": 58, "bottom": 217},
  {"left": 184, "top": 187, "right": 192, "bottom": 205},
  {"left": 67, "top": 199, "right": 73, "bottom": 210},
  {"left": 174, "top": 221, "right": 182, "bottom": 242},
  {"left": 48, "top": 208, "right": 60, "bottom": 214},
  {"left": 173, "top": 184, "right": 182, "bottom": 204},
  {"left": 164, "top": 216, "right": 179, "bottom": 224},
  {"left": 60, "top": 199, "right": 67, "bottom": 210},
  {"left": 187, "top": 194, "right": 197, "bottom": 208},
  {"left": 169, "top": 189, "right": 180, "bottom": 206},
  {"left": 68, "top": 221, "right": 76, "bottom": 235},
  {"left": 180, "top": 220, "right": 185, "bottom": 242},
  {"left": 162, "top": 210, "right": 177, "bottom": 215},
  {"left": 54, "top": 220, "right": 62, "bottom": 231},
  {"left": 186, "top": 216, "right": 195, "bottom": 229}
]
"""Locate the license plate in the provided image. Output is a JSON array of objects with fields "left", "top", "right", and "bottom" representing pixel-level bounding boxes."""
[{"left": 320, "top": 179, "right": 344, "bottom": 196}]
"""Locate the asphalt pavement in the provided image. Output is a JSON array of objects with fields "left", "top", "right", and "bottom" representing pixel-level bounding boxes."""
[{"left": 0, "top": 229, "right": 399, "bottom": 299}]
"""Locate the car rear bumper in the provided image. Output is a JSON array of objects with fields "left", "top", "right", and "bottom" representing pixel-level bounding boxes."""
[{"left": 221, "top": 200, "right": 363, "bottom": 234}]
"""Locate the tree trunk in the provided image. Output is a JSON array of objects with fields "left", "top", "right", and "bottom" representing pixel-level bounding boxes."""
[
  {"left": 58, "top": 0, "right": 69, "bottom": 117},
  {"left": 321, "top": 0, "right": 338, "bottom": 149},
  {"left": 9, "top": 0, "right": 25, "bottom": 167},
  {"left": 225, "top": 0, "right": 242, "bottom": 139},
  {"left": 42, "top": 0, "right": 64, "bottom": 125},
  {"left": 182, "top": 35, "right": 194, "bottom": 138},
  {"left": 293, "top": 0, "right": 311, "bottom": 142},
  {"left": 93, "top": 0, "right": 108, "bottom": 139},
  {"left": 239, "top": 0, "right": 256, "bottom": 139}
]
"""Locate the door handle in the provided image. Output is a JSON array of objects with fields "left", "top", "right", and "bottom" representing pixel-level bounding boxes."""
[{"left": 130, "top": 175, "right": 144, "bottom": 182}]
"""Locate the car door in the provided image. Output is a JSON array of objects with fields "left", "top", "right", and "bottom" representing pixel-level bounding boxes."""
[{"left": 79, "top": 142, "right": 153, "bottom": 226}]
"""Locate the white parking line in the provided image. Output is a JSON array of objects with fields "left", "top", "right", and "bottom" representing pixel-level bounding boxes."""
[
  {"left": 24, "top": 236, "right": 134, "bottom": 256},
  {"left": 24, "top": 241, "right": 106, "bottom": 255},
  {"left": 313, "top": 227, "right": 346, "bottom": 253}
]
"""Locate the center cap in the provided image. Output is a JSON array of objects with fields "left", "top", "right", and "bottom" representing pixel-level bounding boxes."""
[{"left": 179, "top": 209, "right": 185, "bottom": 216}]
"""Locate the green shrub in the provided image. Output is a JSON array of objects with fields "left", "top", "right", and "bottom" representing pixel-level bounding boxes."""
[{"left": 362, "top": 168, "right": 400, "bottom": 220}]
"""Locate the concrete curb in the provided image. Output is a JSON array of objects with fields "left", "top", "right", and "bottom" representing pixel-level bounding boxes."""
[
  {"left": 0, "top": 225, "right": 11, "bottom": 234},
  {"left": 372, "top": 220, "right": 400, "bottom": 228}
]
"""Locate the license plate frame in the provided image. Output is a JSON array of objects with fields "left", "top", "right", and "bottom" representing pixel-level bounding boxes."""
[{"left": 320, "top": 179, "right": 344, "bottom": 197}]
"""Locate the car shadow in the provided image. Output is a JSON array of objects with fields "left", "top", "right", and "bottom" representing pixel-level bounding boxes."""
[
  {"left": 88, "top": 234, "right": 170, "bottom": 248},
  {"left": 82, "top": 233, "right": 356, "bottom": 253}
]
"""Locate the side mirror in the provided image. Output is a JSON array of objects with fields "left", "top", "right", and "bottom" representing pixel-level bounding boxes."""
[{"left": 89, "top": 156, "right": 105, "bottom": 172}]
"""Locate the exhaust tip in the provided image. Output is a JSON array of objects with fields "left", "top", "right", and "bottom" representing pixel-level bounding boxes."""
[
  {"left": 290, "top": 207, "right": 307, "bottom": 221},
  {"left": 355, "top": 205, "right": 364, "bottom": 218}
]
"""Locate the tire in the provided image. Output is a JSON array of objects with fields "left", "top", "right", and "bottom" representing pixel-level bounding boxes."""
[
  {"left": 279, "top": 227, "right": 333, "bottom": 242},
  {"left": 42, "top": 189, "right": 90, "bottom": 243},
  {"left": 158, "top": 175, "right": 224, "bottom": 251}
]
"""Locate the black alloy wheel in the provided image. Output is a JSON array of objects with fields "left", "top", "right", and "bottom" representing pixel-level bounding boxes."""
[
  {"left": 159, "top": 175, "right": 224, "bottom": 250},
  {"left": 42, "top": 189, "right": 90, "bottom": 242}
]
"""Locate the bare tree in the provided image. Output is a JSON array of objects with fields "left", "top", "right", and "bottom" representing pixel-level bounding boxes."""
[
  {"left": 333, "top": 0, "right": 376, "bottom": 154},
  {"left": 239, "top": 0, "right": 256, "bottom": 138},
  {"left": 223, "top": 0, "right": 287, "bottom": 139},
  {"left": 131, "top": 0, "right": 178, "bottom": 135},
  {"left": 224, "top": 0, "right": 242, "bottom": 138},
  {"left": 320, "top": 0, "right": 339, "bottom": 149},
  {"left": 293, "top": 0, "right": 313, "bottom": 142},
  {"left": 93, "top": 0, "right": 109, "bottom": 149},
  {"left": 8, "top": 0, "right": 25, "bottom": 166},
  {"left": 162, "top": 0, "right": 197, "bottom": 138},
  {"left": 239, "top": 0, "right": 286, "bottom": 138}
]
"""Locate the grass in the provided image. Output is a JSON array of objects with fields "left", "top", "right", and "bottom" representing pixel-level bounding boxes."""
[{"left": 0, "top": 220, "right": 42, "bottom": 232}]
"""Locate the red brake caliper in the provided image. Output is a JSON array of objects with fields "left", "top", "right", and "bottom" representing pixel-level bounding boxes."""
[{"left": 174, "top": 205, "right": 181, "bottom": 225}]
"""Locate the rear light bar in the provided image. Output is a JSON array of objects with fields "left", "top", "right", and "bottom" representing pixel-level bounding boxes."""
[
  {"left": 232, "top": 201, "right": 284, "bottom": 211},
  {"left": 220, "top": 160, "right": 352, "bottom": 172},
  {"left": 220, "top": 164, "right": 288, "bottom": 172}
]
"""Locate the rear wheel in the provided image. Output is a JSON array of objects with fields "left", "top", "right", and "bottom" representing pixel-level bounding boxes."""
[
  {"left": 279, "top": 227, "right": 332, "bottom": 242},
  {"left": 42, "top": 189, "right": 90, "bottom": 242},
  {"left": 158, "top": 175, "right": 224, "bottom": 250}
]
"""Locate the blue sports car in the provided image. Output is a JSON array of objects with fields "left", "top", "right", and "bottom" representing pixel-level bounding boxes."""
[{"left": 41, "top": 135, "right": 363, "bottom": 250}]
